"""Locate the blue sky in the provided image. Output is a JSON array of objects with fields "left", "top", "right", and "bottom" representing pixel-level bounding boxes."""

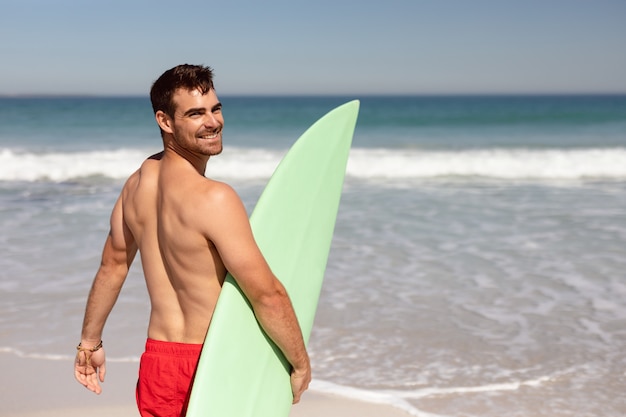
[{"left": 0, "top": 0, "right": 625, "bottom": 96}]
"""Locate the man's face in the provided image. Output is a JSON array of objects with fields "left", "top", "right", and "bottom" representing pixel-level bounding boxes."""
[{"left": 167, "top": 88, "right": 224, "bottom": 157}]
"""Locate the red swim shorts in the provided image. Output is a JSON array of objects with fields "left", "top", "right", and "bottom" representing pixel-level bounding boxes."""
[{"left": 136, "top": 338, "right": 203, "bottom": 417}]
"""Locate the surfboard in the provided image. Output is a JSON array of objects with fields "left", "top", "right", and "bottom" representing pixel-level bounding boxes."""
[{"left": 185, "top": 100, "right": 359, "bottom": 417}]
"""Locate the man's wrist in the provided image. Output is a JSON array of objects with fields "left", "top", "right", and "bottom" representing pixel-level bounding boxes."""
[
  {"left": 292, "top": 353, "right": 311, "bottom": 373},
  {"left": 77, "top": 340, "right": 103, "bottom": 352}
]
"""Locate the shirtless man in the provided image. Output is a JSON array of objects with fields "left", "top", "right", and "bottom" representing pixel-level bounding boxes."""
[{"left": 74, "top": 64, "right": 311, "bottom": 416}]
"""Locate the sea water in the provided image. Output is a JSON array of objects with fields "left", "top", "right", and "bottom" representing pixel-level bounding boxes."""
[{"left": 1, "top": 95, "right": 625, "bottom": 416}]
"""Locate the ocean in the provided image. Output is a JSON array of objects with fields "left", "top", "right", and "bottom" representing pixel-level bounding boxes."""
[{"left": 1, "top": 95, "right": 625, "bottom": 416}]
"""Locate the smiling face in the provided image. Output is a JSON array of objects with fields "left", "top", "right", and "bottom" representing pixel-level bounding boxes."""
[{"left": 157, "top": 88, "right": 224, "bottom": 158}]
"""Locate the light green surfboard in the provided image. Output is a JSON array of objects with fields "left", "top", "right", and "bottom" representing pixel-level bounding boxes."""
[{"left": 186, "top": 100, "right": 359, "bottom": 417}]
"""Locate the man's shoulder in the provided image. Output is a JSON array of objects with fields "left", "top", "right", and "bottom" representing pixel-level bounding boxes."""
[
  {"left": 186, "top": 179, "right": 248, "bottom": 236},
  {"left": 123, "top": 155, "right": 160, "bottom": 190},
  {"left": 197, "top": 178, "right": 241, "bottom": 205}
]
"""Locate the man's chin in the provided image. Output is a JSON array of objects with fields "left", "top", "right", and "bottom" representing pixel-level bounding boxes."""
[{"left": 209, "top": 146, "right": 223, "bottom": 157}]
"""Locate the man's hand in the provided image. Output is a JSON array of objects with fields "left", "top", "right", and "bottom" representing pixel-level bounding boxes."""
[
  {"left": 74, "top": 347, "right": 106, "bottom": 394},
  {"left": 290, "top": 364, "right": 311, "bottom": 404}
]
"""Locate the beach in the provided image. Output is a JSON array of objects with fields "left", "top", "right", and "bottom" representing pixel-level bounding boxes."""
[{"left": 1, "top": 354, "right": 411, "bottom": 417}]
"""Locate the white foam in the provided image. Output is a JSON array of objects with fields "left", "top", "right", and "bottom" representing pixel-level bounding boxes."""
[
  {"left": 346, "top": 147, "right": 626, "bottom": 180},
  {"left": 0, "top": 347, "right": 139, "bottom": 363},
  {"left": 0, "top": 148, "right": 147, "bottom": 181},
  {"left": 310, "top": 375, "right": 553, "bottom": 417},
  {"left": 0, "top": 346, "right": 73, "bottom": 361},
  {"left": 310, "top": 380, "right": 443, "bottom": 417},
  {"left": 2, "top": 147, "right": 626, "bottom": 182},
  {"left": 393, "top": 375, "right": 553, "bottom": 399}
]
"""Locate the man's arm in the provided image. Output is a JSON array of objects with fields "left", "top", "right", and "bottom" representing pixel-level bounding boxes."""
[
  {"left": 74, "top": 193, "right": 138, "bottom": 394},
  {"left": 202, "top": 184, "right": 311, "bottom": 403}
]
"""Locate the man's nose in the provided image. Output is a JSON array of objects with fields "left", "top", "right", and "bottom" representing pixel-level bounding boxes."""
[{"left": 204, "top": 113, "right": 218, "bottom": 126}]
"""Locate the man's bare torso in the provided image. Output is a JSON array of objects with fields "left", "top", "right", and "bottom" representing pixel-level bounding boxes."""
[{"left": 121, "top": 151, "right": 226, "bottom": 344}]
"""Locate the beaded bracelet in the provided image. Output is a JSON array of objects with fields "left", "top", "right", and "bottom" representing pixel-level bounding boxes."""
[{"left": 76, "top": 340, "right": 103, "bottom": 353}]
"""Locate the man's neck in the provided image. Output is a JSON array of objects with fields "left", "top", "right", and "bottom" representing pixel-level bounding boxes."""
[{"left": 163, "top": 145, "right": 209, "bottom": 176}]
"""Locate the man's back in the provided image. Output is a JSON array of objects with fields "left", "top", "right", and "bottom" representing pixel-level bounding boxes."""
[{"left": 122, "top": 151, "right": 226, "bottom": 344}]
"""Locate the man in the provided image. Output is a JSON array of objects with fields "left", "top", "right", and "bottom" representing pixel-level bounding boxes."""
[{"left": 74, "top": 64, "right": 311, "bottom": 416}]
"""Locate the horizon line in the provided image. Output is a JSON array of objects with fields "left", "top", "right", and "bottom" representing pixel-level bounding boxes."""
[{"left": 2, "top": 91, "right": 626, "bottom": 99}]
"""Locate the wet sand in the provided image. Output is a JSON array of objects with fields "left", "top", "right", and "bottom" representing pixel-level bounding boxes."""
[{"left": 1, "top": 353, "right": 410, "bottom": 417}]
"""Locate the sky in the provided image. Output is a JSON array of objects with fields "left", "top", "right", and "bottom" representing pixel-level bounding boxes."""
[{"left": 0, "top": 0, "right": 625, "bottom": 96}]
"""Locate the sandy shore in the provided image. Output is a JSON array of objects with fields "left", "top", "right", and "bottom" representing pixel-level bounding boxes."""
[{"left": 1, "top": 353, "right": 410, "bottom": 417}]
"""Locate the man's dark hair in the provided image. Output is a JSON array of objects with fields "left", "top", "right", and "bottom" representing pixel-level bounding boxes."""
[{"left": 150, "top": 64, "right": 215, "bottom": 117}]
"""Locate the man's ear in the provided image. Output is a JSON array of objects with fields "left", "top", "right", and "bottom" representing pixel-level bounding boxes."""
[{"left": 155, "top": 110, "right": 174, "bottom": 134}]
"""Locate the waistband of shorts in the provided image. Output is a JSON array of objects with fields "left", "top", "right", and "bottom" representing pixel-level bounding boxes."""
[{"left": 144, "top": 338, "right": 203, "bottom": 357}]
